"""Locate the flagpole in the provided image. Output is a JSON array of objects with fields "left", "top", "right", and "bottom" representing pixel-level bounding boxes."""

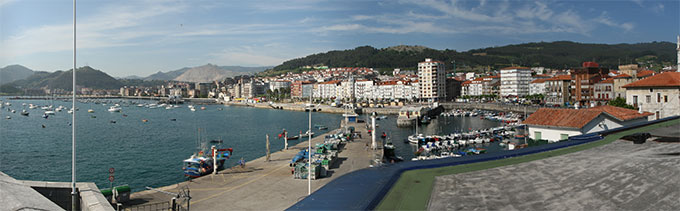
[{"left": 71, "top": 0, "right": 78, "bottom": 209}]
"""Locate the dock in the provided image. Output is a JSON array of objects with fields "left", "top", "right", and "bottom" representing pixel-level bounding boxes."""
[{"left": 127, "top": 120, "right": 382, "bottom": 210}]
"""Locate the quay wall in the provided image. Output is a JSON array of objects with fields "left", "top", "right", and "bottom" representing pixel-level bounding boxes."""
[
  {"left": 441, "top": 102, "right": 538, "bottom": 114},
  {"left": 288, "top": 115, "right": 680, "bottom": 210}
]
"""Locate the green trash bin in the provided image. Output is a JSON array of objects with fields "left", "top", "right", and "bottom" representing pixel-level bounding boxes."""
[
  {"left": 100, "top": 188, "right": 113, "bottom": 203},
  {"left": 113, "top": 185, "right": 131, "bottom": 203}
]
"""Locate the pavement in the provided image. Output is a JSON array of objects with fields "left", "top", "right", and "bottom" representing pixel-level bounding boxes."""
[
  {"left": 127, "top": 121, "right": 380, "bottom": 210},
  {"left": 428, "top": 122, "right": 680, "bottom": 210}
]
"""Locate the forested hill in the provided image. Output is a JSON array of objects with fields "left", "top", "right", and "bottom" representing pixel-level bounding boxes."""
[{"left": 265, "top": 41, "right": 675, "bottom": 75}]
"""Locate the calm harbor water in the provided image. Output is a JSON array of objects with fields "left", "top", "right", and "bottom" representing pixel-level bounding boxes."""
[{"left": 0, "top": 98, "right": 501, "bottom": 192}]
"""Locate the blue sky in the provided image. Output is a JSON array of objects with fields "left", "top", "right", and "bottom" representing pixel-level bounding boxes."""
[{"left": 1, "top": 0, "right": 678, "bottom": 77}]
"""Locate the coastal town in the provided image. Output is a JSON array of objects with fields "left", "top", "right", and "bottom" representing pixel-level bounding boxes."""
[{"left": 2, "top": 0, "right": 680, "bottom": 210}]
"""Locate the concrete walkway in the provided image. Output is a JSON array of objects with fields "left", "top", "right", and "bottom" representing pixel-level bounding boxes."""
[
  {"left": 428, "top": 129, "right": 680, "bottom": 210},
  {"left": 128, "top": 121, "right": 379, "bottom": 210}
]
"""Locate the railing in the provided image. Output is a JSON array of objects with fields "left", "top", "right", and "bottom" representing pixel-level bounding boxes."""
[{"left": 125, "top": 201, "right": 171, "bottom": 211}]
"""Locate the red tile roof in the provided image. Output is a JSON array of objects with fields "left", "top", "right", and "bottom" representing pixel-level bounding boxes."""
[
  {"left": 523, "top": 108, "right": 602, "bottom": 128},
  {"left": 598, "top": 78, "right": 614, "bottom": 84},
  {"left": 637, "top": 70, "right": 655, "bottom": 77},
  {"left": 546, "top": 75, "right": 572, "bottom": 81},
  {"left": 613, "top": 73, "right": 632, "bottom": 78},
  {"left": 589, "top": 105, "right": 653, "bottom": 121},
  {"left": 524, "top": 106, "right": 651, "bottom": 128},
  {"left": 462, "top": 81, "right": 472, "bottom": 85},
  {"left": 531, "top": 78, "right": 548, "bottom": 84},
  {"left": 622, "top": 72, "right": 680, "bottom": 88}
]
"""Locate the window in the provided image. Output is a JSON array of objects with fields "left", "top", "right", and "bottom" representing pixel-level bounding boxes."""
[
  {"left": 560, "top": 134, "right": 569, "bottom": 141},
  {"left": 534, "top": 131, "right": 542, "bottom": 140},
  {"left": 665, "top": 95, "right": 668, "bottom": 103},
  {"left": 633, "top": 95, "right": 638, "bottom": 107},
  {"left": 646, "top": 95, "right": 651, "bottom": 103}
]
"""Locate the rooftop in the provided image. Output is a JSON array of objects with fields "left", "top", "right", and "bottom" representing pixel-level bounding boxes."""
[
  {"left": 523, "top": 105, "right": 652, "bottom": 129},
  {"left": 622, "top": 72, "right": 680, "bottom": 88}
]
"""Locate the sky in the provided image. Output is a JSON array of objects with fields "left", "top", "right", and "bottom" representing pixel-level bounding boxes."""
[{"left": 0, "top": 0, "right": 678, "bottom": 77}]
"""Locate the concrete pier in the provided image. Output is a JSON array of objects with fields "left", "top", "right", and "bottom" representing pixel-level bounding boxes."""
[{"left": 127, "top": 120, "right": 381, "bottom": 210}]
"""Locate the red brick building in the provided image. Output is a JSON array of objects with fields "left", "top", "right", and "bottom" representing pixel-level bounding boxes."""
[{"left": 570, "top": 62, "right": 609, "bottom": 106}]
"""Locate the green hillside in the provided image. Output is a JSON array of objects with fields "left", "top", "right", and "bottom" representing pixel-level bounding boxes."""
[
  {"left": 264, "top": 41, "right": 675, "bottom": 75},
  {"left": 8, "top": 66, "right": 123, "bottom": 90}
]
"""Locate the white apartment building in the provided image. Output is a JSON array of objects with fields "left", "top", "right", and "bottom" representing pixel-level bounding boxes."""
[
  {"left": 500, "top": 67, "right": 532, "bottom": 98},
  {"left": 418, "top": 58, "right": 446, "bottom": 102},
  {"left": 355, "top": 79, "right": 374, "bottom": 100},
  {"left": 530, "top": 78, "right": 547, "bottom": 95}
]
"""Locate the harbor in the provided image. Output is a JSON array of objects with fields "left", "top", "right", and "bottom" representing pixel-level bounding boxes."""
[{"left": 127, "top": 120, "right": 382, "bottom": 210}]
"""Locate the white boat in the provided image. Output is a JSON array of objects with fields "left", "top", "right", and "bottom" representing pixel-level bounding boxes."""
[
  {"left": 165, "top": 106, "right": 174, "bottom": 110},
  {"left": 190, "top": 107, "right": 196, "bottom": 112},
  {"left": 137, "top": 104, "right": 145, "bottom": 107},
  {"left": 45, "top": 111, "right": 56, "bottom": 115},
  {"left": 108, "top": 106, "right": 121, "bottom": 112},
  {"left": 5, "top": 116, "right": 10, "bottom": 119},
  {"left": 88, "top": 109, "right": 95, "bottom": 113},
  {"left": 29, "top": 104, "right": 37, "bottom": 109}
]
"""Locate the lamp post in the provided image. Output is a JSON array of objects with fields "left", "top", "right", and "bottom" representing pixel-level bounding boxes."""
[
  {"left": 307, "top": 96, "right": 312, "bottom": 195},
  {"left": 71, "top": 0, "right": 78, "bottom": 209}
]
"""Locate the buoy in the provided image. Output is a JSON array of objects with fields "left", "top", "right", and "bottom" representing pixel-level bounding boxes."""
[{"left": 42, "top": 124, "right": 45, "bottom": 128}]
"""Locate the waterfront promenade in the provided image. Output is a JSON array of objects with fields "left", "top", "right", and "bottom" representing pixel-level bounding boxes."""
[{"left": 128, "top": 121, "right": 381, "bottom": 210}]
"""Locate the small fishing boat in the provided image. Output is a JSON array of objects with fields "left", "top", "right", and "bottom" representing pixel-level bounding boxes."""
[
  {"left": 183, "top": 147, "right": 233, "bottom": 178},
  {"left": 200, "top": 106, "right": 206, "bottom": 110},
  {"left": 20, "top": 110, "right": 29, "bottom": 116},
  {"left": 315, "top": 125, "right": 328, "bottom": 130},
  {"left": 287, "top": 135, "right": 300, "bottom": 140},
  {"left": 5, "top": 116, "right": 10, "bottom": 119},
  {"left": 42, "top": 113, "right": 49, "bottom": 119},
  {"left": 44, "top": 111, "right": 56, "bottom": 115},
  {"left": 108, "top": 106, "right": 121, "bottom": 112},
  {"left": 88, "top": 109, "right": 95, "bottom": 113}
]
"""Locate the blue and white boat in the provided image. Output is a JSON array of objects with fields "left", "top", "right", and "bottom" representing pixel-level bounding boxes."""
[{"left": 183, "top": 146, "right": 232, "bottom": 178}]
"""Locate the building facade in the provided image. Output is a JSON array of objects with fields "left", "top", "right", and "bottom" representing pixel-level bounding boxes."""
[
  {"left": 418, "top": 58, "right": 446, "bottom": 102},
  {"left": 544, "top": 75, "right": 571, "bottom": 106},
  {"left": 570, "top": 62, "right": 610, "bottom": 105},
  {"left": 500, "top": 67, "right": 531, "bottom": 98},
  {"left": 624, "top": 72, "right": 680, "bottom": 120}
]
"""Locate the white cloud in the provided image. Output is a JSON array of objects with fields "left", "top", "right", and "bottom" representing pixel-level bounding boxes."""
[
  {"left": 1, "top": 1, "right": 186, "bottom": 58},
  {"left": 0, "top": 0, "right": 16, "bottom": 8},
  {"left": 210, "top": 49, "right": 285, "bottom": 66},
  {"left": 596, "top": 12, "right": 635, "bottom": 32},
  {"left": 320, "top": 0, "right": 636, "bottom": 36}
]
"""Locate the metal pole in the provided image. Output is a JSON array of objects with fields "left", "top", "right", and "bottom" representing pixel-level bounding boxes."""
[
  {"left": 308, "top": 96, "right": 312, "bottom": 195},
  {"left": 371, "top": 114, "right": 376, "bottom": 150},
  {"left": 266, "top": 134, "right": 270, "bottom": 162},
  {"left": 71, "top": 0, "right": 78, "bottom": 210}
]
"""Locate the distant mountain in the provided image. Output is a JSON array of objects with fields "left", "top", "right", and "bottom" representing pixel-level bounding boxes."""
[
  {"left": 143, "top": 67, "right": 191, "bottom": 81},
  {"left": 265, "top": 41, "right": 676, "bottom": 75},
  {"left": 0, "top": 65, "right": 34, "bottom": 85},
  {"left": 170, "top": 64, "right": 270, "bottom": 83},
  {"left": 8, "top": 66, "right": 122, "bottom": 90},
  {"left": 119, "top": 75, "right": 143, "bottom": 80}
]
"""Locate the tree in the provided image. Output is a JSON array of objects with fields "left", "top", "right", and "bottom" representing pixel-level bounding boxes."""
[{"left": 608, "top": 97, "right": 635, "bottom": 109}]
